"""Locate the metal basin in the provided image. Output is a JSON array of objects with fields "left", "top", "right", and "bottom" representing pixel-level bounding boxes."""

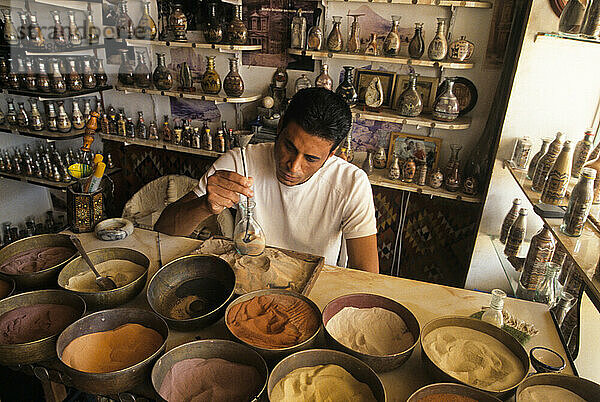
[
  {"left": 0, "top": 289, "right": 85, "bottom": 365},
  {"left": 225, "top": 289, "right": 322, "bottom": 363},
  {"left": 147, "top": 255, "right": 236, "bottom": 331},
  {"left": 516, "top": 373, "right": 600, "bottom": 401},
  {"left": 56, "top": 308, "right": 168, "bottom": 396},
  {"left": 322, "top": 293, "right": 420, "bottom": 373},
  {"left": 0, "top": 234, "right": 77, "bottom": 289},
  {"left": 58, "top": 248, "right": 149, "bottom": 310},
  {"left": 151, "top": 339, "right": 269, "bottom": 402},
  {"left": 268, "top": 349, "right": 386, "bottom": 401},
  {"left": 0, "top": 277, "right": 15, "bottom": 300},
  {"left": 407, "top": 383, "right": 501, "bottom": 402},
  {"left": 420, "top": 316, "right": 530, "bottom": 399}
]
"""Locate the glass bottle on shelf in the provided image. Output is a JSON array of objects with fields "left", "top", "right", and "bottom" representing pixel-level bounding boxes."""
[
  {"left": 294, "top": 74, "right": 311, "bottom": 94},
  {"left": 373, "top": 146, "right": 387, "bottom": 169},
  {"left": 100, "top": 113, "right": 109, "bottom": 134},
  {"left": 398, "top": 72, "right": 423, "bottom": 117},
  {"left": 326, "top": 16, "right": 343, "bottom": 52},
  {"left": 227, "top": 5, "right": 247, "bottom": 45},
  {"left": 85, "top": 11, "right": 100, "bottom": 45},
  {"left": 37, "top": 61, "right": 51, "bottom": 93},
  {"left": 3, "top": 10, "right": 19, "bottom": 45},
  {"left": 95, "top": 59, "right": 108, "bottom": 86},
  {"left": 383, "top": 16, "right": 401, "bottom": 56},
  {"left": 5, "top": 97, "right": 17, "bottom": 126},
  {"left": 118, "top": 49, "right": 135, "bottom": 86},
  {"left": 28, "top": 13, "right": 45, "bottom": 48},
  {"left": 347, "top": 14, "right": 362, "bottom": 53},
  {"left": 136, "top": 111, "right": 147, "bottom": 139},
  {"left": 153, "top": 52, "right": 173, "bottom": 90},
  {"left": 527, "top": 137, "right": 550, "bottom": 180},
  {"left": 134, "top": 52, "right": 152, "bottom": 88},
  {"left": 125, "top": 117, "right": 135, "bottom": 137},
  {"left": 481, "top": 289, "right": 506, "bottom": 327},
  {"left": 71, "top": 101, "right": 85, "bottom": 129},
  {"left": 17, "top": 58, "right": 27, "bottom": 89},
  {"left": 362, "top": 151, "right": 374, "bottom": 175},
  {"left": 169, "top": 3, "right": 188, "bottom": 42},
  {"left": 204, "top": 2, "right": 222, "bottom": 44},
  {"left": 364, "top": 33, "right": 378, "bottom": 55},
  {"left": 46, "top": 102, "right": 58, "bottom": 131},
  {"left": 67, "top": 11, "right": 82, "bottom": 46},
  {"left": 7, "top": 59, "right": 19, "bottom": 89},
  {"left": 51, "top": 11, "right": 67, "bottom": 49},
  {"left": 50, "top": 60, "right": 67, "bottom": 93},
  {"left": 137, "top": 0, "right": 157, "bottom": 40},
  {"left": 517, "top": 224, "right": 555, "bottom": 300},
  {"left": 148, "top": 121, "right": 159, "bottom": 140},
  {"left": 200, "top": 56, "right": 221, "bottom": 94},
  {"left": 160, "top": 115, "right": 171, "bottom": 142},
  {"left": 202, "top": 125, "right": 213, "bottom": 150},
  {"left": 409, "top": 23, "right": 425, "bottom": 59},
  {"left": 500, "top": 198, "right": 521, "bottom": 244},
  {"left": 532, "top": 132, "right": 564, "bottom": 192},
  {"left": 432, "top": 77, "right": 459, "bottom": 122},
  {"left": 66, "top": 59, "right": 83, "bottom": 91},
  {"left": 580, "top": 0, "right": 600, "bottom": 37},
  {"left": 17, "top": 11, "right": 28, "bottom": 45},
  {"left": 0, "top": 108, "right": 5, "bottom": 125},
  {"left": 571, "top": 129, "right": 594, "bottom": 178},
  {"left": 116, "top": 0, "right": 134, "bottom": 39},
  {"left": 559, "top": 0, "right": 586, "bottom": 33},
  {"left": 290, "top": 8, "right": 307, "bottom": 50},
  {"left": 388, "top": 154, "right": 401, "bottom": 180},
  {"left": 82, "top": 59, "right": 97, "bottom": 89},
  {"left": 561, "top": 167, "right": 596, "bottom": 236},
  {"left": 444, "top": 143, "right": 462, "bottom": 192},
  {"left": 16, "top": 102, "right": 29, "bottom": 127},
  {"left": 551, "top": 292, "right": 575, "bottom": 326},
  {"left": 57, "top": 101, "right": 72, "bottom": 132},
  {"left": 428, "top": 18, "right": 448, "bottom": 61},
  {"left": 541, "top": 141, "right": 573, "bottom": 205},
  {"left": 307, "top": 8, "right": 323, "bottom": 51},
  {"left": 504, "top": 208, "right": 527, "bottom": 257},
  {"left": 234, "top": 199, "right": 266, "bottom": 256},
  {"left": 584, "top": 152, "right": 600, "bottom": 205},
  {"left": 0, "top": 58, "right": 8, "bottom": 88},
  {"left": 29, "top": 99, "right": 43, "bottom": 131},
  {"left": 223, "top": 56, "right": 244, "bottom": 97},
  {"left": 534, "top": 262, "right": 562, "bottom": 307},
  {"left": 335, "top": 66, "right": 358, "bottom": 107},
  {"left": 23, "top": 59, "right": 37, "bottom": 91},
  {"left": 117, "top": 113, "right": 127, "bottom": 136},
  {"left": 315, "top": 63, "right": 333, "bottom": 90},
  {"left": 83, "top": 98, "right": 92, "bottom": 122}
]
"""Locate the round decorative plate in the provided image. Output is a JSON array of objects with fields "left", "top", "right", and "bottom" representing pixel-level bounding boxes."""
[{"left": 438, "top": 77, "right": 478, "bottom": 116}]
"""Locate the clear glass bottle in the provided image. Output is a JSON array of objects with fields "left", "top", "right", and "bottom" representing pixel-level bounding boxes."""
[
  {"left": 527, "top": 138, "right": 551, "bottom": 180},
  {"left": 136, "top": 111, "right": 147, "bottom": 139},
  {"left": 17, "top": 11, "right": 29, "bottom": 45},
  {"left": 37, "top": 60, "right": 51, "bottom": 93},
  {"left": 85, "top": 11, "right": 100, "bottom": 45},
  {"left": 226, "top": 5, "right": 247, "bottom": 45},
  {"left": 16, "top": 102, "right": 29, "bottom": 127},
  {"left": 481, "top": 289, "right": 506, "bottom": 327},
  {"left": 153, "top": 52, "right": 173, "bottom": 90},
  {"left": 83, "top": 98, "right": 92, "bottom": 122},
  {"left": 204, "top": 2, "right": 222, "bottom": 44},
  {"left": 125, "top": 116, "right": 135, "bottom": 137},
  {"left": 23, "top": 59, "right": 37, "bottom": 91},
  {"left": 66, "top": 59, "right": 83, "bottom": 91},
  {"left": 46, "top": 102, "right": 58, "bottom": 131},
  {"left": 534, "top": 262, "right": 562, "bottom": 307},
  {"left": 559, "top": 0, "right": 586, "bottom": 33},
  {"left": 347, "top": 14, "right": 361, "bottom": 53},
  {"left": 326, "top": 16, "right": 343, "bottom": 52},
  {"left": 517, "top": 224, "right": 555, "bottom": 300},
  {"left": 234, "top": 199, "right": 266, "bottom": 256},
  {"left": 432, "top": 77, "right": 459, "bottom": 122},
  {"left": 290, "top": 8, "right": 307, "bottom": 50},
  {"left": 581, "top": 0, "right": 600, "bottom": 37},
  {"left": 95, "top": 59, "right": 108, "bottom": 87},
  {"left": 57, "top": 101, "right": 72, "bottom": 132},
  {"left": 71, "top": 101, "right": 85, "bottom": 129},
  {"left": 29, "top": 99, "right": 43, "bottom": 131},
  {"left": 3, "top": 10, "right": 19, "bottom": 45},
  {"left": 428, "top": 18, "right": 448, "bottom": 61},
  {"left": 67, "top": 11, "right": 82, "bottom": 46},
  {"left": 148, "top": 121, "right": 158, "bottom": 140},
  {"left": 388, "top": 154, "right": 401, "bottom": 179},
  {"left": 383, "top": 16, "right": 401, "bottom": 56},
  {"left": 561, "top": 167, "right": 596, "bottom": 236},
  {"left": 444, "top": 143, "right": 462, "bottom": 192},
  {"left": 117, "top": 113, "right": 127, "bottom": 136},
  {"left": 191, "top": 127, "right": 201, "bottom": 148},
  {"left": 0, "top": 57, "right": 9, "bottom": 88},
  {"left": 28, "top": 13, "right": 45, "bottom": 48},
  {"left": 364, "top": 33, "right": 378, "bottom": 55},
  {"left": 551, "top": 291, "right": 575, "bottom": 326},
  {"left": 409, "top": 23, "right": 425, "bottom": 59},
  {"left": 307, "top": 8, "right": 323, "bottom": 51},
  {"left": 7, "top": 59, "right": 19, "bottom": 89},
  {"left": 82, "top": 59, "right": 97, "bottom": 89},
  {"left": 532, "top": 132, "right": 564, "bottom": 192},
  {"left": 315, "top": 63, "right": 333, "bottom": 90},
  {"left": 541, "top": 141, "right": 573, "bottom": 205},
  {"left": 137, "top": 0, "right": 157, "bottom": 40},
  {"left": 5, "top": 97, "right": 17, "bottom": 126},
  {"left": 50, "top": 60, "right": 67, "bottom": 94},
  {"left": 118, "top": 49, "right": 135, "bottom": 86},
  {"left": 134, "top": 52, "right": 152, "bottom": 88},
  {"left": 51, "top": 11, "right": 67, "bottom": 49}
]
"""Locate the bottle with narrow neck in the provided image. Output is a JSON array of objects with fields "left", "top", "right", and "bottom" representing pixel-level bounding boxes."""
[
  {"left": 7, "top": 59, "right": 19, "bottom": 89},
  {"left": 125, "top": 117, "right": 135, "bottom": 137},
  {"left": 71, "top": 101, "right": 85, "bottom": 129},
  {"left": 572, "top": 129, "right": 594, "bottom": 178},
  {"left": 136, "top": 111, "right": 147, "bottom": 139},
  {"left": 85, "top": 11, "right": 100, "bottom": 45},
  {"left": 29, "top": 99, "right": 43, "bottom": 131},
  {"left": 51, "top": 11, "right": 67, "bottom": 48},
  {"left": 50, "top": 60, "right": 67, "bottom": 94},
  {"left": 23, "top": 59, "right": 37, "bottom": 91},
  {"left": 409, "top": 23, "right": 425, "bottom": 59},
  {"left": 118, "top": 49, "right": 135, "bottom": 86},
  {"left": 517, "top": 224, "right": 555, "bottom": 300},
  {"left": 504, "top": 208, "right": 527, "bottom": 257},
  {"left": 17, "top": 11, "right": 28, "bottom": 45},
  {"left": 16, "top": 102, "right": 29, "bottom": 127},
  {"left": 534, "top": 262, "right": 562, "bottom": 307},
  {"left": 347, "top": 14, "right": 361, "bottom": 53},
  {"left": 383, "top": 16, "right": 401, "bottom": 56},
  {"left": 481, "top": 289, "right": 506, "bottom": 327},
  {"left": 290, "top": 8, "right": 307, "bottom": 50},
  {"left": 153, "top": 52, "right": 173, "bottom": 90},
  {"left": 541, "top": 141, "right": 574, "bottom": 205},
  {"left": 527, "top": 138, "right": 551, "bottom": 180},
  {"left": 134, "top": 52, "right": 151, "bottom": 88},
  {"left": 67, "top": 11, "right": 82, "bottom": 47},
  {"left": 46, "top": 102, "right": 58, "bottom": 131},
  {"left": 561, "top": 167, "right": 596, "bottom": 236},
  {"left": 204, "top": 2, "right": 222, "bottom": 44},
  {"left": 117, "top": 113, "right": 126, "bottom": 136},
  {"left": 28, "top": 13, "right": 45, "bottom": 48},
  {"left": 95, "top": 59, "right": 108, "bottom": 87},
  {"left": 82, "top": 59, "right": 96, "bottom": 89},
  {"left": 326, "top": 16, "right": 343, "bottom": 52},
  {"left": 307, "top": 8, "right": 323, "bottom": 51},
  {"left": 116, "top": 1, "right": 134, "bottom": 39},
  {"left": 3, "top": 10, "right": 19, "bottom": 46},
  {"left": 83, "top": 98, "right": 92, "bottom": 122},
  {"left": 66, "top": 59, "right": 83, "bottom": 91},
  {"left": 137, "top": 1, "right": 157, "bottom": 40},
  {"left": 315, "top": 63, "right": 333, "bottom": 90},
  {"left": 37, "top": 61, "right": 51, "bottom": 93},
  {"left": 428, "top": 18, "right": 448, "bottom": 61},
  {"left": 223, "top": 56, "right": 244, "bottom": 97},
  {"left": 532, "top": 132, "right": 565, "bottom": 192},
  {"left": 160, "top": 116, "right": 171, "bottom": 142},
  {"left": 5, "top": 98, "right": 17, "bottom": 126}
]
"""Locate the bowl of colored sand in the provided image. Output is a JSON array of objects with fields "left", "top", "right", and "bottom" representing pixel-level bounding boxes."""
[
  {"left": 407, "top": 383, "right": 502, "bottom": 402},
  {"left": 151, "top": 339, "right": 269, "bottom": 401},
  {"left": 516, "top": 373, "right": 600, "bottom": 401},
  {"left": 0, "top": 234, "right": 77, "bottom": 289},
  {"left": 225, "top": 289, "right": 322, "bottom": 362},
  {"left": 147, "top": 254, "right": 236, "bottom": 331},
  {"left": 268, "top": 348, "right": 386, "bottom": 401},
  {"left": 58, "top": 247, "right": 149, "bottom": 309},
  {"left": 420, "top": 316, "right": 530, "bottom": 399},
  {"left": 56, "top": 307, "right": 168, "bottom": 395},
  {"left": 0, "top": 289, "right": 85, "bottom": 365},
  {"left": 322, "top": 293, "right": 420, "bottom": 373}
]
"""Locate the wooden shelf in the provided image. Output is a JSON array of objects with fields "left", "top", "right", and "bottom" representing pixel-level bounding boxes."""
[
  {"left": 122, "top": 39, "right": 261, "bottom": 52},
  {"left": 23, "top": 44, "right": 105, "bottom": 55},
  {"left": 288, "top": 49, "right": 474, "bottom": 69},
  {"left": 0, "top": 126, "right": 84, "bottom": 140},
  {"left": 100, "top": 134, "right": 223, "bottom": 158},
  {"left": 535, "top": 32, "right": 600, "bottom": 45},
  {"left": 504, "top": 161, "right": 600, "bottom": 311},
  {"left": 0, "top": 168, "right": 121, "bottom": 191},
  {"left": 352, "top": 107, "right": 471, "bottom": 130},
  {"left": 115, "top": 85, "right": 262, "bottom": 104},
  {"left": 327, "top": 0, "right": 492, "bottom": 8},
  {"left": 5, "top": 85, "right": 112, "bottom": 100}
]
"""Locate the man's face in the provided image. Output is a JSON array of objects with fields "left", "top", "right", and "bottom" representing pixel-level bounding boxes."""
[{"left": 274, "top": 121, "right": 336, "bottom": 186}]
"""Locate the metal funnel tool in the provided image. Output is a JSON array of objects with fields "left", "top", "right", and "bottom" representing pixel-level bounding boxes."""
[{"left": 233, "top": 130, "right": 254, "bottom": 148}]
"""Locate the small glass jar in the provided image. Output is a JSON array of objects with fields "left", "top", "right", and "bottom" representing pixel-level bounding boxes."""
[
  {"left": 481, "top": 289, "right": 506, "bottom": 327},
  {"left": 234, "top": 198, "right": 266, "bottom": 256},
  {"left": 534, "top": 262, "right": 562, "bottom": 307}
]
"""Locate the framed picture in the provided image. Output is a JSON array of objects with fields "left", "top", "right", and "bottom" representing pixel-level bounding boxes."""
[
  {"left": 387, "top": 132, "right": 442, "bottom": 170},
  {"left": 392, "top": 75, "right": 440, "bottom": 113},
  {"left": 355, "top": 69, "right": 396, "bottom": 108}
]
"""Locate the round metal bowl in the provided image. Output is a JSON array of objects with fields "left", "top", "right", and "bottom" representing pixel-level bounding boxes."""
[
  {"left": 0, "top": 289, "right": 85, "bottom": 365},
  {"left": 322, "top": 293, "right": 420, "bottom": 373},
  {"left": 151, "top": 339, "right": 269, "bottom": 402},
  {"left": 268, "top": 349, "right": 386, "bottom": 401},
  {"left": 516, "top": 373, "right": 600, "bottom": 401},
  {"left": 147, "top": 255, "right": 236, "bottom": 331},
  {"left": 58, "top": 248, "right": 149, "bottom": 310},
  {"left": 225, "top": 289, "right": 322, "bottom": 363},
  {"left": 420, "top": 316, "right": 530, "bottom": 399},
  {"left": 0, "top": 277, "right": 15, "bottom": 300},
  {"left": 407, "top": 383, "right": 502, "bottom": 402},
  {"left": 56, "top": 308, "right": 168, "bottom": 396},
  {"left": 0, "top": 234, "right": 77, "bottom": 289}
]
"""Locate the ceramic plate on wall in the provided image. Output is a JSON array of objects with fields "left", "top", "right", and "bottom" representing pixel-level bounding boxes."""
[{"left": 438, "top": 77, "right": 478, "bottom": 116}]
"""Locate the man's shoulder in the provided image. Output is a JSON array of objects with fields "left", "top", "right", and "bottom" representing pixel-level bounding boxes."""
[{"left": 321, "top": 156, "right": 371, "bottom": 193}]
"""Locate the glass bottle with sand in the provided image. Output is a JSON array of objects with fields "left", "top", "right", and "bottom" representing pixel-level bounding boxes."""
[
  {"left": 481, "top": 288, "right": 506, "bottom": 327},
  {"left": 234, "top": 199, "right": 266, "bottom": 256}
]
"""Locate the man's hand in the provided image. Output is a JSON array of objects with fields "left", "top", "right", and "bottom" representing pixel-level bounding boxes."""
[{"left": 205, "top": 170, "right": 254, "bottom": 214}]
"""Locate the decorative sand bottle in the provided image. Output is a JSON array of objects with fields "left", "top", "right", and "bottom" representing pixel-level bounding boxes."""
[
  {"left": 335, "top": 66, "right": 358, "bottom": 106},
  {"left": 204, "top": 2, "right": 222, "bottom": 44},
  {"left": 398, "top": 72, "right": 423, "bottom": 117},
  {"left": 527, "top": 138, "right": 550, "bottom": 180},
  {"left": 571, "top": 129, "right": 594, "bottom": 178},
  {"left": 504, "top": 208, "right": 527, "bottom": 257},
  {"left": 561, "top": 167, "right": 596, "bottom": 236},
  {"left": 137, "top": 0, "right": 157, "bottom": 40},
  {"left": 315, "top": 63, "right": 333, "bottom": 90},
  {"left": 234, "top": 199, "right": 266, "bottom": 256},
  {"left": 383, "top": 16, "right": 401, "bottom": 56},
  {"left": 227, "top": 5, "right": 247, "bottom": 45},
  {"left": 432, "top": 77, "right": 459, "bottom": 122},
  {"left": 224, "top": 57, "right": 244, "bottom": 97},
  {"left": 427, "top": 18, "right": 448, "bottom": 61},
  {"left": 201, "top": 56, "right": 221, "bottom": 95},
  {"left": 290, "top": 9, "right": 307, "bottom": 50},
  {"left": 153, "top": 52, "right": 173, "bottom": 90},
  {"left": 326, "top": 16, "right": 343, "bottom": 52},
  {"left": 584, "top": 151, "right": 600, "bottom": 204},
  {"left": 134, "top": 52, "right": 152, "bottom": 88},
  {"left": 307, "top": 8, "right": 323, "bottom": 51},
  {"left": 541, "top": 140, "right": 573, "bottom": 205},
  {"left": 118, "top": 49, "right": 135, "bottom": 86},
  {"left": 347, "top": 14, "right": 361, "bottom": 53},
  {"left": 517, "top": 224, "right": 555, "bottom": 300},
  {"left": 531, "top": 132, "right": 564, "bottom": 191},
  {"left": 409, "top": 23, "right": 425, "bottom": 59}
]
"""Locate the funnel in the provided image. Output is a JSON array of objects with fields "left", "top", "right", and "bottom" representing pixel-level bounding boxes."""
[{"left": 232, "top": 130, "right": 254, "bottom": 148}]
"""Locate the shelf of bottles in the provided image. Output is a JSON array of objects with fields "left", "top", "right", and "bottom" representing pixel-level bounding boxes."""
[
  {"left": 5, "top": 85, "right": 112, "bottom": 100},
  {"left": 352, "top": 107, "right": 471, "bottom": 130},
  {"left": 115, "top": 85, "right": 262, "bottom": 104},
  {"left": 121, "top": 39, "right": 261, "bottom": 52},
  {"left": 288, "top": 49, "right": 474, "bottom": 69},
  {"left": 100, "top": 133, "right": 223, "bottom": 158},
  {"left": 504, "top": 161, "right": 600, "bottom": 311},
  {"left": 327, "top": 0, "right": 492, "bottom": 8},
  {"left": 0, "top": 126, "right": 85, "bottom": 141},
  {"left": 22, "top": 44, "right": 106, "bottom": 56},
  {"left": 0, "top": 167, "right": 120, "bottom": 190}
]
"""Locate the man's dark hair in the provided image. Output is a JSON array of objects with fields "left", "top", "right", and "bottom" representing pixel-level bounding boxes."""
[{"left": 280, "top": 87, "right": 352, "bottom": 152}]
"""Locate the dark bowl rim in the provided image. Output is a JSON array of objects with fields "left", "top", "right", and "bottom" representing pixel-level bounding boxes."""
[{"left": 529, "top": 346, "right": 566, "bottom": 371}]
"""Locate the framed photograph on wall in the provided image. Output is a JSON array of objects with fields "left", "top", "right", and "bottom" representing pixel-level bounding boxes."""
[
  {"left": 392, "top": 75, "right": 440, "bottom": 113},
  {"left": 387, "top": 132, "right": 442, "bottom": 169},
  {"left": 355, "top": 69, "right": 396, "bottom": 108}
]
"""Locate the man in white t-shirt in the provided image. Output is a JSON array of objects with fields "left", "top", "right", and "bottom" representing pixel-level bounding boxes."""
[{"left": 155, "top": 88, "right": 379, "bottom": 273}]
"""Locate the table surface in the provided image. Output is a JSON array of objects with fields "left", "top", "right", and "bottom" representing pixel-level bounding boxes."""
[{"left": 73, "top": 228, "right": 573, "bottom": 402}]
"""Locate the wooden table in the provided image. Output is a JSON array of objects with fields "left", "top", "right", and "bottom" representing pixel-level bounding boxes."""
[{"left": 68, "top": 228, "right": 572, "bottom": 401}]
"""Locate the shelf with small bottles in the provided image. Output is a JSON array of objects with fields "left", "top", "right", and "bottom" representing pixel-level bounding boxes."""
[
  {"left": 0, "top": 126, "right": 85, "bottom": 140},
  {"left": 115, "top": 85, "right": 262, "bottom": 104},
  {"left": 0, "top": 167, "right": 121, "bottom": 190},
  {"left": 22, "top": 44, "right": 106, "bottom": 56},
  {"left": 352, "top": 107, "right": 471, "bottom": 130},
  {"left": 5, "top": 85, "right": 112, "bottom": 100},
  {"left": 503, "top": 160, "right": 600, "bottom": 311},
  {"left": 120, "top": 39, "right": 262, "bottom": 52},
  {"left": 100, "top": 134, "right": 223, "bottom": 158},
  {"left": 326, "top": 0, "right": 492, "bottom": 8}
]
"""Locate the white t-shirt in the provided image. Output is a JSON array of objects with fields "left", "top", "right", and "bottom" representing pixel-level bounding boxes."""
[{"left": 193, "top": 143, "right": 377, "bottom": 265}]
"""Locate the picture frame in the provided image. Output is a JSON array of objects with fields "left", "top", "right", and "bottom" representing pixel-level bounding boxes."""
[
  {"left": 387, "top": 132, "right": 442, "bottom": 170},
  {"left": 392, "top": 75, "right": 440, "bottom": 113},
  {"left": 355, "top": 69, "right": 396, "bottom": 108}
]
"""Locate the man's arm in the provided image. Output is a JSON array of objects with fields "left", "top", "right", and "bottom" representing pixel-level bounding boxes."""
[{"left": 346, "top": 234, "right": 379, "bottom": 274}]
